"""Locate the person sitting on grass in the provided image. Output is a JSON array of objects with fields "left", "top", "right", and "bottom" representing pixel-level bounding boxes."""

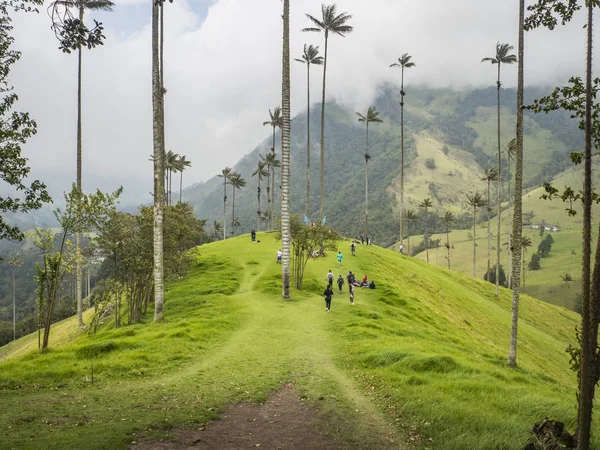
[{"left": 361, "top": 275, "right": 368, "bottom": 287}]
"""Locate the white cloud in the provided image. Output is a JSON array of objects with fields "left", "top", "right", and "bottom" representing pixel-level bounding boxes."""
[{"left": 8, "top": 0, "right": 598, "bottom": 202}]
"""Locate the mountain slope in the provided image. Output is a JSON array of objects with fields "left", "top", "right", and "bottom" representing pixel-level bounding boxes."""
[{"left": 0, "top": 234, "right": 592, "bottom": 449}]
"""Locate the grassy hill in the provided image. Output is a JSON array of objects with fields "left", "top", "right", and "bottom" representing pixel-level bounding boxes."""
[
  {"left": 0, "top": 234, "right": 593, "bottom": 449},
  {"left": 183, "top": 85, "right": 583, "bottom": 247}
]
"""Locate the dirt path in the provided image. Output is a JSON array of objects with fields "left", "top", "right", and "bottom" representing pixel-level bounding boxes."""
[{"left": 134, "top": 384, "right": 337, "bottom": 450}]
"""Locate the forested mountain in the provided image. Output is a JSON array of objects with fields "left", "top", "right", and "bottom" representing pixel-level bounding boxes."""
[{"left": 183, "top": 84, "right": 582, "bottom": 246}]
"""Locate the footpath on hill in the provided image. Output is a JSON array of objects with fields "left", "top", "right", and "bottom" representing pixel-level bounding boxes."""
[{"left": 135, "top": 248, "right": 404, "bottom": 450}]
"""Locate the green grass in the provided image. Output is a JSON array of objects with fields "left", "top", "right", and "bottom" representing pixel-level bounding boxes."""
[{"left": 0, "top": 232, "right": 594, "bottom": 449}]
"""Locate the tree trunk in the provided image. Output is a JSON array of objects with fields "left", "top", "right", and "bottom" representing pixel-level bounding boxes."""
[
  {"left": 446, "top": 228, "right": 451, "bottom": 269},
  {"left": 257, "top": 176, "right": 261, "bottom": 232},
  {"left": 400, "top": 67, "right": 405, "bottom": 249},
  {"left": 281, "top": 0, "right": 291, "bottom": 299},
  {"left": 496, "top": 63, "right": 502, "bottom": 297},
  {"left": 487, "top": 179, "right": 491, "bottom": 281},
  {"left": 152, "top": 0, "right": 165, "bottom": 322},
  {"left": 508, "top": 0, "right": 524, "bottom": 367},
  {"left": 507, "top": 161, "right": 512, "bottom": 288},
  {"left": 76, "top": 6, "right": 84, "bottom": 328},
  {"left": 271, "top": 142, "right": 275, "bottom": 231},
  {"left": 365, "top": 124, "right": 369, "bottom": 237},
  {"left": 425, "top": 207, "right": 429, "bottom": 263},
  {"left": 473, "top": 206, "right": 477, "bottom": 278},
  {"left": 319, "top": 32, "right": 329, "bottom": 223},
  {"left": 223, "top": 179, "right": 227, "bottom": 239},
  {"left": 306, "top": 63, "right": 311, "bottom": 218},
  {"left": 179, "top": 171, "right": 183, "bottom": 204},
  {"left": 577, "top": 4, "right": 595, "bottom": 449},
  {"left": 12, "top": 267, "right": 16, "bottom": 341},
  {"left": 232, "top": 188, "right": 236, "bottom": 237}
]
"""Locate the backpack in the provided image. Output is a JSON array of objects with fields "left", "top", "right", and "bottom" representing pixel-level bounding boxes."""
[{"left": 328, "top": 272, "right": 334, "bottom": 281}]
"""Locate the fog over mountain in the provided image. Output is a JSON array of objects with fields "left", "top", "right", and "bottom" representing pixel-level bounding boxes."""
[{"left": 10, "top": 0, "right": 597, "bottom": 202}]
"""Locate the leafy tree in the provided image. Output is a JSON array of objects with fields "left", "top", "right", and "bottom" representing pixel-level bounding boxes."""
[
  {"left": 49, "top": 0, "right": 114, "bottom": 328},
  {"left": 281, "top": 0, "right": 291, "bottom": 298},
  {"left": 177, "top": 154, "right": 191, "bottom": 204},
  {"left": 209, "top": 220, "right": 223, "bottom": 241},
  {"left": 356, "top": 106, "right": 383, "bottom": 238},
  {"left": 484, "top": 264, "right": 506, "bottom": 287},
  {"left": 482, "top": 41, "right": 517, "bottom": 298},
  {"left": 466, "top": 192, "right": 486, "bottom": 277},
  {"left": 528, "top": 253, "right": 541, "bottom": 271},
  {"left": 538, "top": 233, "right": 554, "bottom": 257},
  {"left": 303, "top": 3, "right": 353, "bottom": 222},
  {"left": 295, "top": 44, "right": 323, "bottom": 218},
  {"left": 0, "top": 0, "right": 51, "bottom": 242},
  {"left": 441, "top": 211, "right": 455, "bottom": 269},
  {"left": 481, "top": 167, "right": 498, "bottom": 282},
  {"left": 218, "top": 167, "right": 232, "bottom": 239},
  {"left": 521, "top": 235, "right": 532, "bottom": 287},
  {"left": 252, "top": 160, "right": 268, "bottom": 231},
  {"left": 151, "top": 0, "right": 165, "bottom": 322},
  {"left": 390, "top": 53, "right": 416, "bottom": 250},
  {"left": 229, "top": 173, "right": 246, "bottom": 237},
  {"left": 419, "top": 198, "right": 433, "bottom": 263}
]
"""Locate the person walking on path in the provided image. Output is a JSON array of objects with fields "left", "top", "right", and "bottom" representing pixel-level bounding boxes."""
[
  {"left": 350, "top": 241, "right": 356, "bottom": 256},
  {"left": 349, "top": 284, "right": 355, "bottom": 305},
  {"left": 327, "top": 269, "right": 334, "bottom": 289},
  {"left": 399, "top": 243, "right": 403, "bottom": 254},
  {"left": 337, "top": 274, "right": 344, "bottom": 294},
  {"left": 346, "top": 270, "right": 354, "bottom": 287},
  {"left": 276, "top": 249, "right": 282, "bottom": 264},
  {"left": 323, "top": 285, "right": 333, "bottom": 312},
  {"left": 337, "top": 251, "right": 344, "bottom": 265}
]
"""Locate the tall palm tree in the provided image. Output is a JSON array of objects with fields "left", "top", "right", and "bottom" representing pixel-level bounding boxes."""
[
  {"left": 263, "top": 152, "right": 281, "bottom": 231},
  {"left": 218, "top": 167, "right": 233, "bottom": 240},
  {"left": 356, "top": 106, "right": 383, "bottom": 237},
  {"left": 165, "top": 150, "right": 180, "bottom": 206},
  {"left": 151, "top": 0, "right": 165, "bottom": 322},
  {"left": 177, "top": 155, "right": 191, "bottom": 204},
  {"left": 481, "top": 167, "right": 498, "bottom": 282},
  {"left": 419, "top": 198, "right": 433, "bottom": 263},
  {"left": 405, "top": 209, "right": 419, "bottom": 256},
  {"left": 295, "top": 44, "right": 323, "bottom": 218},
  {"left": 252, "top": 160, "right": 268, "bottom": 231},
  {"left": 6, "top": 254, "right": 23, "bottom": 342},
  {"left": 508, "top": 1, "right": 525, "bottom": 369},
  {"left": 482, "top": 42, "right": 517, "bottom": 297},
  {"left": 263, "top": 107, "right": 282, "bottom": 224},
  {"left": 281, "top": 0, "right": 291, "bottom": 298},
  {"left": 303, "top": 4, "right": 353, "bottom": 222},
  {"left": 442, "top": 211, "right": 455, "bottom": 269},
  {"left": 466, "top": 193, "right": 486, "bottom": 278},
  {"left": 390, "top": 53, "right": 415, "bottom": 250},
  {"left": 228, "top": 172, "right": 246, "bottom": 237},
  {"left": 49, "top": 0, "right": 115, "bottom": 328},
  {"left": 520, "top": 235, "right": 531, "bottom": 287}
]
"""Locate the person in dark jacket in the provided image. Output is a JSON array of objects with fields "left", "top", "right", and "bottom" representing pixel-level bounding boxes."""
[
  {"left": 323, "top": 285, "right": 334, "bottom": 312},
  {"left": 337, "top": 275, "right": 344, "bottom": 294}
]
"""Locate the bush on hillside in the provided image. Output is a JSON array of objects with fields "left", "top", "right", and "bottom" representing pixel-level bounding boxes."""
[
  {"left": 529, "top": 253, "right": 541, "bottom": 271},
  {"left": 425, "top": 158, "right": 436, "bottom": 169},
  {"left": 483, "top": 264, "right": 506, "bottom": 287},
  {"left": 410, "top": 236, "right": 441, "bottom": 256},
  {"left": 538, "top": 234, "right": 554, "bottom": 257}
]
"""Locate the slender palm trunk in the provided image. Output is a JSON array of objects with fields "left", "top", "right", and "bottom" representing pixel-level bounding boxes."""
[
  {"left": 365, "top": 124, "right": 369, "bottom": 236},
  {"left": 152, "top": 0, "right": 165, "bottom": 322},
  {"left": 319, "top": 32, "right": 329, "bottom": 222},
  {"left": 12, "top": 267, "right": 16, "bottom": 341},
  {"left": 75, "top": 6, "right": 84, "bottom": 328},
  {"left": 425, "top": 207, "right": 429, "bottom": 263},
  {"left": 473, "top": 206, "right": 477, "bottom": 278},
  {"left": 508, "top": 0, "right": 525, "bottom": 366},
  {"left": 271, "top": 144, "right": 275, "bottom": 231},
  {"left": 400, "top": 67, "right": 405, "bottom": 248},
  {"left": 496, "top": 63, "right": 502, "bottom": 296},
  {"left": 179, "top": 171, "right": 183, "bottom": 204},
  {"left": 577, "top": 5, "right": 595, "bottom": 449},
  {"left": 487, "top": 179, "right": 491, "bottom": 280},
  {"left": 281, "top": 0, "right": 291, "bottom": 298},
  {"left": 223, "top": 180, "right": 227, "bottom": 240},
  {"left": 232, "top": 188, "right": 236, "bottom": 237},
  {"left": 507, "top": 161, "right": 512, "bottom": 288},
  {"left": 257, "top": 176, "right": 261, "bottom": 231},
  {"left": 305, "top": 63, "right": 311, "bottom": 218},
  {"left": 446, "top": 227, "right": 451, "bottom": 269}
]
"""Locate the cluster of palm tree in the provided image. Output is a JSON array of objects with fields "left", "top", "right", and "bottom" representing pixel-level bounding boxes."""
[
  {"left": 217, "top": 168, "right": 246, "bottom": 238},
  {"left": 165, "top": 151, "right": 192, "bottom": 206}
]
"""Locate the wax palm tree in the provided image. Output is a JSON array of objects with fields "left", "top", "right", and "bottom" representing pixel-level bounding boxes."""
[
  {"left": 441, "top": 211, "right": 455, "bottom": 269},
  {"left": 262, "top": 152, "right": 281, "bottom": 231},
  {"left": 356, "top": 106, "right": 383, "bottom": 238},
  {"left": 252, "top": 160, "right": 268, "bottom": 231},
  {"left": 419, "top": 198, "right": 433, "bottom": 263},
  {"left": 229, "top": 172, "right": 246, "bottom": 237},
  {"left": 390, "top": 53, "right": 415, "bottom": 250},
  {"left": 218, "top": 167, "right": 233, "bottom": 240},
  {"left": 165, "top": 150, "right": 180, "bottom": 206},
  {"left": 295, "top": 44, "right": 323, "bottom": 218},
  {"left": 520, "top": 235, "right": 531, "bottom": 287},
  {"left": 177, "top": 155, "right": 191, "bottom": 204},
  {"left": 281, "top": 0, "right": 291, "bottom": 298},
  {"left": 303, "top": 4, "right": 353, "bottom": 222},
  {"left": 263, "top": 107, "right": 282, "bottom": 222},
  {"left": 466, "top": 192, "right": 486, "bottom": 278},
  {"left": 481, "top": 167, "right": 498, "bottom": 282},
  {"left": 210, "top": 220, "right": 223, "bottom": 241},
  {"left": 150, "top": 0, "right": 165, "bottom": 321},
  {"left": 482, "top": 42, "right": 516, "bottom": 297},
  {"left": 6, "top": 254, "right": 23, "bottom": 341},
  {"left": 49, "top": 0, "right": 115, "bottom": 327},
  {"left": 405, "top": 209, "right": 419, "bottom": 256}
]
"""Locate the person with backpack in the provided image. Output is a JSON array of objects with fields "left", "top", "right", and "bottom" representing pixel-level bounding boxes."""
[
  {"left": 346, "top": 270, "right": 354, "bottom": 287},
  {"left": 350, "top": 241, "right": 356, "bottom": 256},
  {"left": 337, "top": 251, "right": 344, "bottom": 265},
  {"left": 323, "top": 285, "right": 334, "bottom": 312},
  {"left": 327, "top": 269, "right": 334, "bottom": 289},
  {"left": 337, "top": 274, "right": 344, "bottom": 294}
]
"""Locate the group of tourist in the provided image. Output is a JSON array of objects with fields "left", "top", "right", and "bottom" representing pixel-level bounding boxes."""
[{"left": 324, "top": 269, "right": 375, "bottom": 312}]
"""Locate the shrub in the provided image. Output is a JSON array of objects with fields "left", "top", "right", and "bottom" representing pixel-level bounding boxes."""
[
  {"left": 483, "top": 264, "right": 506, "bottom": 286},
  {"left": 529, "top": 253, "right": 541, "bottom": 271},
  {"left": 425, "top": 158, "right": 436, "bottom": 169}
]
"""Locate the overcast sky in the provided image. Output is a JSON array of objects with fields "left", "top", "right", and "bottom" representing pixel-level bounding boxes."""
[{"left": 10, "top": 0, "right": 595, "bottom": 202}]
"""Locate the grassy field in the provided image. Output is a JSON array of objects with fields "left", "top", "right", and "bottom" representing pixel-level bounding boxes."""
[{"left": 0, "top": 233, "right": 593, "bottom": 449}]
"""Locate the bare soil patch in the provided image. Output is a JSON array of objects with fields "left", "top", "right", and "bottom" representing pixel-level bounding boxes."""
[{"left": 134, "top": 383, "right": 337, "bottom": 450}]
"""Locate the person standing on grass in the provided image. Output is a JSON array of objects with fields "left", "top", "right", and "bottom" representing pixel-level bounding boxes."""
[
  {"left": 399, "top": 243, "right": 403, "bottom": 254},
  {"left": 324, "top": 285, "right": 333, "bottom": 312},
  {"left": 276, "top": 249, "right": 282, "bottom": 264},
  {"left": 337, "top": 274, "right": 344, "bottom": 294},
  {"left": 327, "top": 269, "right": 334, "bottom": 289},
  {"left": 346, "top": 270, "right": 353, "bottom": 287},
  {"left": 350, "top": 241, "right": 356, "bottom": 256},
  {"left": 337, "top": 251, "right": 344, "bottom": 265},
  {"left": 349, "top": 283, "right": 355, "bottom": 305}
]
